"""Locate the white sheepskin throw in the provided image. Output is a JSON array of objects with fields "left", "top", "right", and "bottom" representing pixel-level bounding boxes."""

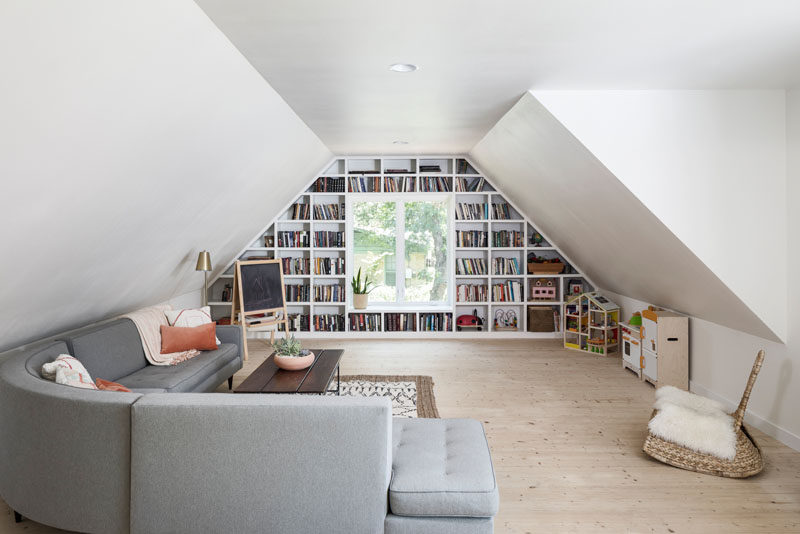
[{"left": 648, "top": 386, "right": 736, "bottom": 460}]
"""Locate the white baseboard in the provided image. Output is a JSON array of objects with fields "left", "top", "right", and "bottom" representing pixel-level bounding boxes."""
[{"left": 690, "top": 380, "right": 800, "bottom": 453}]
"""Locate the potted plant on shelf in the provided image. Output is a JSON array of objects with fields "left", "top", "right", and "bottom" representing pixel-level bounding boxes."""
[
  {"left": 351, "top": 267, "right": 375, "bottom": 310},
  {"left": 272, "top": 335, "right": 314, "bottom": 371}
]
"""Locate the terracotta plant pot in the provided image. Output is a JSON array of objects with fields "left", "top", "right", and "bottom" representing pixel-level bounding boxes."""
[
  {"left": 274, "top": 352, "right": 315, "bottom": 371},
  {"left": 353, "top": 293, "right": 369, "bottom": 309}
]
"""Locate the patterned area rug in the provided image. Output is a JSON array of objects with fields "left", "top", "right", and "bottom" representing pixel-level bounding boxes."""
[{"left": 327, "top": 375, "right": 439, "bottom": 418}]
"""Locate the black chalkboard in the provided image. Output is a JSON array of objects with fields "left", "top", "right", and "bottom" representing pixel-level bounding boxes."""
[{"left": 238, "top": 261, "right": 285, "bottom": 313}]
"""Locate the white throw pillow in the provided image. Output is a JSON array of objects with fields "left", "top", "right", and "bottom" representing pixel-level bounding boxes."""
[
  {"left": 164, "top": 306, "right": 220, "bottom": 345},
  {"left": 41, "top": 355, "right": 98, "bottom": 390}
]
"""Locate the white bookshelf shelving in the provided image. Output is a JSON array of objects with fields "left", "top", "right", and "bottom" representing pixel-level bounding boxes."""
[{"left": 207, "top": 156, "right": 596, "bottom": 338}]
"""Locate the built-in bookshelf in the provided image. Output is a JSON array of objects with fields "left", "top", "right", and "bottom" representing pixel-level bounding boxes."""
[{"left": 208, "top": 156, "right": 596, "bottom": 337}]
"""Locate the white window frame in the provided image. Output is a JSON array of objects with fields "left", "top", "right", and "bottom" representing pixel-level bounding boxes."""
[{"left": 347, "top": 193, "right": 453, "bottom": 309}]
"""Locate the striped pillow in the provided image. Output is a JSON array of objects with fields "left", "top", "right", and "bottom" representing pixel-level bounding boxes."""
[{"left": 41, "top": 355, "right": 98, "bottom": 390}]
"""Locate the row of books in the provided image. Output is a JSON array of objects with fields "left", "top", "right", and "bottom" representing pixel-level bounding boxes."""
[
  {"left": 315, "top": 257, "right": 345, "bottom": 275},
  {"left": 386, "top": 313, "right": 416, "bottom": 331},
  {"left": 493, "top": 257, "right": 521, "bottom": 275},
  {"left": 312, "top": 177, "right": 345, "bottom": 192},
  {"left": 455, "top": 160, "right": 473, "bottom": 174},
  {"left": 456, "top": 230, "right": 488, "bottom": 248},
  {"left": 419, "top": 176, "right": 451, "bottom": 192},
  {"left": 280, "top": 313, "right": 310, "bottom": 332},
  {"left": 456, "top": 258, "right": 488, "bottom": 275},
  {"left": 349, "top": 176, "right": 380, "bottom": 192},
  {"left": 285, "top": 284, "right": 310, "bottom": 303},
  {"left": 456, "top": 203, "right": 488, "bottom": 220},
  {"left": 349, "top": 313, "right": 381, "bottom": 331},
  {"left": 313, "top": 314, "right": 345, "bottom": 332},
  {"left": 454, "top": 176, "right": 485, "bottom": 192},
  {"left": 385, "top": 176, "right": 416, "bottom": 192},
  {"left": 313, "top": 203, "right": 344, "bottom": 220},
  {"left": 420, "top": 313, "right": 453, "bottom": 332},
  {"left": 314, "top": 231, "right": 344, "bottom": 248},
  {"left": 492, "top": 203, "right": 514, "bottom": 219},
  {"left": 278, "top": 231, "right": 310, "bottom": 248},
  {"left": 314, "top": 285, "right": 345, "bottom": 302},
  {"left": 492, "top": 281, "right": 523, "bottom": 302},
  {"left": 290, "top": 203, "right": 310, "bottom": 220},
  {"left": 456, "top": 284, "right": 488, "bottom": 302},
  {"left": 492, "top": 231, "right": 523, "bottom": 248},
  {"left": 281, "top": 257, "right": 310, "bottom": 275}
]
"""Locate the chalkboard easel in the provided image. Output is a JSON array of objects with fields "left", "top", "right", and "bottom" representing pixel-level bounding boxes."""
[{"left": 230, "top": 259, "right": 288, "bottom": 361}]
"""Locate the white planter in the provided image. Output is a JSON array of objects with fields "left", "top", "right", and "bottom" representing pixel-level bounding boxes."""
[{"left": 353, "top": 293, "right": 369, "bottom": 309}]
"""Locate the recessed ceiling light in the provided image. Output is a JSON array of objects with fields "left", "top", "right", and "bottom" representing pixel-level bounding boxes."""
[
  {"left": 389, "top": 63, "right": 417, "bottom": 72},
  {"left": 393, "top": 140, "right": 409, "bottom": 145}
]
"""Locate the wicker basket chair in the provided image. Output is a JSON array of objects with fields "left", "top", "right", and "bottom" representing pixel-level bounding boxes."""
[{"left": 643, "top": 350, "right": 765, "bottom": 478}]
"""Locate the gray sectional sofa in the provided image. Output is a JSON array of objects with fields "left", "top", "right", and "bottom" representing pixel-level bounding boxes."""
[{"left": 0, "top": 317, "right": 498, "bottom": 533}]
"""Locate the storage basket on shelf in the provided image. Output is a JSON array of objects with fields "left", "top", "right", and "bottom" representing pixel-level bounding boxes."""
[
  {"left": 526, "top": 262, "right": 564, "bottom": 274},
  {"left": 642, "top": 350, "right": 765, "bottom": 478}
]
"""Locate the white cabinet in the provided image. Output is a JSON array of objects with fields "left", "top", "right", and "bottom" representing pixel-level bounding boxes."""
[
  {"left": 621, "top": 323, "right": 642, "bottom": 378},
  {"left": 640, "top": 308, "right": 689, "bottom": 389}
]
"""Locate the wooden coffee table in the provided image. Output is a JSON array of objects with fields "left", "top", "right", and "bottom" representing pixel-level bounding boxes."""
[{"left": 234, "top": 349, "right": 343, "bottom": 395}]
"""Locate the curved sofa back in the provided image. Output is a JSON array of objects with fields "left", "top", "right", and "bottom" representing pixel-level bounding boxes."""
[{"left": 0, "top": 341, "right": 140, "bottom": 534}]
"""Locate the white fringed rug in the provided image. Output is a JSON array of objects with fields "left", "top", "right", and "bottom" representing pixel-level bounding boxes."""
[{"left": 327, "top": 375, "right": 439, "bottom": 418}]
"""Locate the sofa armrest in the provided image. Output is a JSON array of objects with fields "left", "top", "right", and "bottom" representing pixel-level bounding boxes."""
[
  {"left": 130, "top": 394, "right": 392, "bottom": 534},
  {"left": 215, "top": 324, "right": 242, "bottom": 359}
]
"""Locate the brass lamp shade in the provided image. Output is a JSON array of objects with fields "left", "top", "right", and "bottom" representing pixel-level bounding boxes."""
[{"left": 195, "top": 251, "right": 212, "bottom": 271}]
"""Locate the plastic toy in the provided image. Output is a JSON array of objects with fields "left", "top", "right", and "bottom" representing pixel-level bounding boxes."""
[{"left": 456, "top": 309, "right": 484, "bottom": 331}]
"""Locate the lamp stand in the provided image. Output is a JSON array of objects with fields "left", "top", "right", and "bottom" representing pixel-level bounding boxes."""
[{"left": 203, "top": 271, "right": 209, "bottom": 306}]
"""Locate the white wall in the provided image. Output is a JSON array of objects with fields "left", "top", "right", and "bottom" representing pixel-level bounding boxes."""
[
  {"left": 469, "top": 93, "right": 777, "bottom": 341},
  {"left": 532, "top": 90, "right": 788, "bottom": 342},
  {"left": 598, "top": 89, "right": 800, "bottom": 451},
  {"left": 0, "top": 0, "right": 332, "bottom": 351}
]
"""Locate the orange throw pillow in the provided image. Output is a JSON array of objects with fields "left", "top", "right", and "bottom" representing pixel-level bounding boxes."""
[
  {"left": 160, "top": 322, "right": 218, "bottom": 353},
  {"left": 96, "top": 378, "right": 132, "bottom": 392}
]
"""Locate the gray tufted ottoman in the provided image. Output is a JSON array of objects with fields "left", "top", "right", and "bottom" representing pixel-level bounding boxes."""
[{"left": 385, "top": 418, "right": 499, "bottom": 534}]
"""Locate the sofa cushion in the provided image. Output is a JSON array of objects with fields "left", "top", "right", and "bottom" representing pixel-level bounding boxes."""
[
  {"left": 61, "top": 319, "right": 148, "bottom": 382},
  {"left": 116, "top": 344, "right": 238, "bottom": 393},
  {"left": 389, "top": 418, "right": 498, "bottom": 518}
]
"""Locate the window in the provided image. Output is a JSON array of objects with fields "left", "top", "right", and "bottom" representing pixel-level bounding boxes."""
[{"left": 351, "top": 196, "right": 450, "bottom": 305}]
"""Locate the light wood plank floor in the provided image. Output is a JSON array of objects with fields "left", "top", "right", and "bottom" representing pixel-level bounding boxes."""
[{"left": 2, "top": 339, "right": 798, "bottom": 533}]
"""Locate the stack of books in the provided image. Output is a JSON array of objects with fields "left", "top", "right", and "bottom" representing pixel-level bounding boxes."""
[
  {"left": 278, "top": 231, "right": 310, "bottom": 248},
  {"left": 314, "top": 284, "right": 344, "bottom": 302},
  {"left": 456, "top": 203, "right": 488, "bottom": 220},
  {"left": 419, "top": 164, "right": 441, "bottom": 173},
  {"left": 281, "top": 257, "right": 310, "bottom": 275},
  {"left": 456, "top": 258, "right": 488, "bottom": 275}
]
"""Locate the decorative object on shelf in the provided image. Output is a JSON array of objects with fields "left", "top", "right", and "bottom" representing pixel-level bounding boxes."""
[
  {"left": 530, "top": 232, "right": 544, "bottom": 247},
  {"left": 456, "top": 309, "right": 484, "bottom": 331},
  {"left": 527, "top": 253, "right": 565, "bottom": 274},
  {"left": 351, "top": 267, "right": 375, "bottom": 309},
  {"left": 195, "top": 250, "right": 212, "bottom": 306},
  {"left": 568, "top": 279, "right": 584, "bottom": 296},
  {"left": 563, "top": 292, "right": 619, "bottom": 355},
  {"left": 221, "top": 283, "right": 232, "bottom": 303},
  {"left": 271, "top": 335, "right": 315, "bottom": 371},
  {"left": 264, "top": 236, "right": 274, "bottom": 247},
  {"left": 643, "top": 350, "right": 764, "bottom": 478},
  {"left": 494, "top": 309, "right": 518, "bottom": 331},
  {"left": 530, "top": 278, "right": 557, "bottom": 301}
]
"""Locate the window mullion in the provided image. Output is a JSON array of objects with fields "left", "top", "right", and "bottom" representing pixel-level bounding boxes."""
[{"left": 396, "top": 201, "right": 406, "bottom": 304}]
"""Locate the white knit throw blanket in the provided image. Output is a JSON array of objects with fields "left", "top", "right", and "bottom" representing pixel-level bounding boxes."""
[
  {"left": 122, "top": 305, "right": 199, "bottom": 366},
  {"left": 648, "top": 386, "right": 737, "bottom": 460}
]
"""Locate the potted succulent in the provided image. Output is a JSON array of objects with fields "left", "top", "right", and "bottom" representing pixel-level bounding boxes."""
[
  {"left": 272, "top": 335, "right": 314, "bottom": 371},
  {"left": 351, "top": 267, "right": 376, "bottom": 309}
]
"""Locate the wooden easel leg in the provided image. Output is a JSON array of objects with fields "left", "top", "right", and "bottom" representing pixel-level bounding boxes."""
[{"left": 242, "top": 320, "right": 249, "bottom": 362}]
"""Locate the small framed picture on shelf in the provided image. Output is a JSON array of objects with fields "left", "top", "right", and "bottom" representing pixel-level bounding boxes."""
[{"left": 264, "top": 236, "right": 275, "bottom": 247}]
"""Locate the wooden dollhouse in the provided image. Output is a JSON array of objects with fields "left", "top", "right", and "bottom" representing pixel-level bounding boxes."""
[{"left": 564, "top": 292, "right": 620, "bottom": 355}]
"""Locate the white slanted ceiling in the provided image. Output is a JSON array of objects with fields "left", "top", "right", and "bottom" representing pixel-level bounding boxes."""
[
  {"left": 469, "top": 93, "right": 780, "bottom": 342},
  {"left": 531, "top": 90, "right": 788, "bottom": 342},
  {"left": 0, "top": 0, "right": 332, "bottom": 351}
]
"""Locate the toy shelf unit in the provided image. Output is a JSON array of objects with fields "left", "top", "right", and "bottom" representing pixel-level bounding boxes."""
[
  {"left": 208, "top": 156, "right": 596, "bottom": 337},
  {"left": 564, "top": 292, "right": 620, "bottom": 355},
  {"left": 639, "top": 307, "right": 689, "bottom": 389}
]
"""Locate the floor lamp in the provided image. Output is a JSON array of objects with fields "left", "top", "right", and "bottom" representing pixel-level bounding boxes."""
[{"left": 196, "top": 251, "right": 212, "bottom": 306}]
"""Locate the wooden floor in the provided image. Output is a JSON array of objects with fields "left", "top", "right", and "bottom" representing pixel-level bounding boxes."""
[{"left": 3, "top": 339, "right": 799, "bottom": 533}]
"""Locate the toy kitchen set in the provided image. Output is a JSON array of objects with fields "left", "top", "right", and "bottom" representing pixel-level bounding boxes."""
[{"left": 621, "top": 307, "right": 689, "bottom": 390}]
